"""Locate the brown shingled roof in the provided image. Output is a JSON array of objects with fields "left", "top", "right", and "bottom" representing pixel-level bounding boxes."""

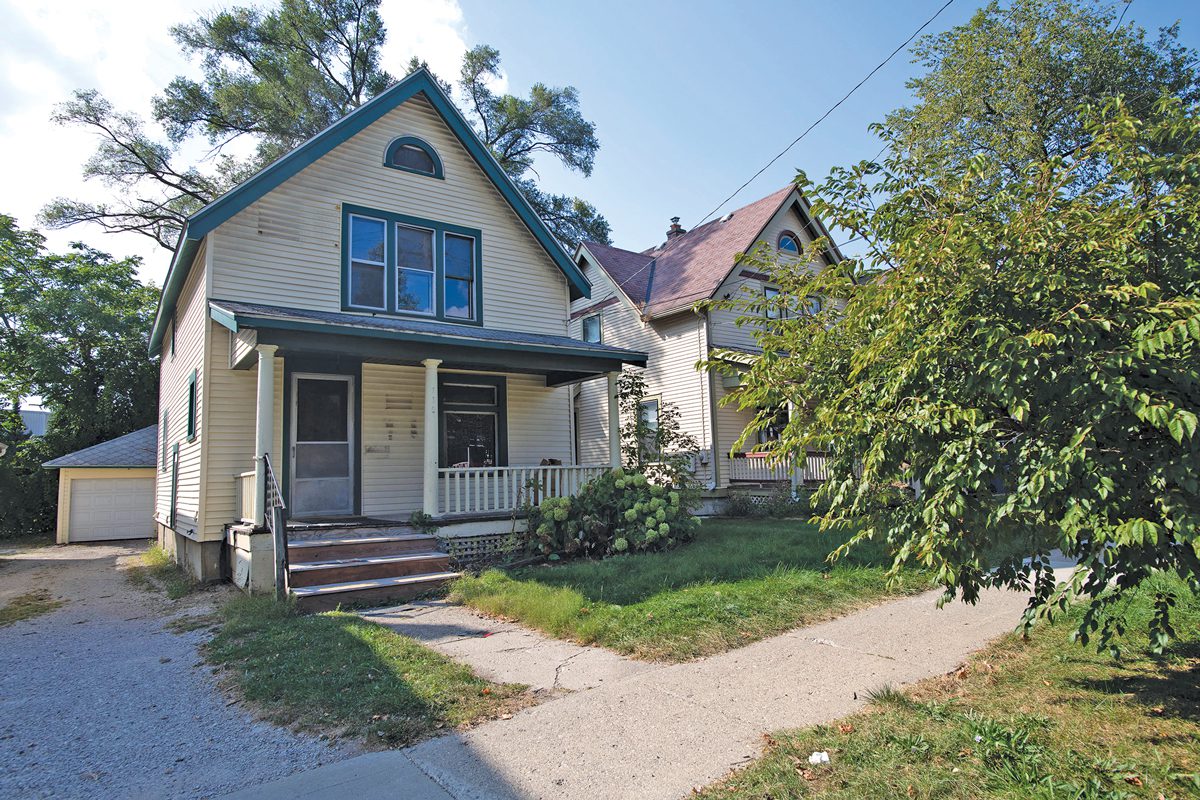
[{"left": 581, "top": 186, "right": 797, "bottom": 318}]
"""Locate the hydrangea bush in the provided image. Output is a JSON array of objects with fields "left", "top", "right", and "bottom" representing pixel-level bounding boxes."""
[{"left": 523, "top": 467, "right": 698, "bottom": 558}]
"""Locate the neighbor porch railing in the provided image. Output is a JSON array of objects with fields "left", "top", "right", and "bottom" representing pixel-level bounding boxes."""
[
  {"left": 438, "top": 464, "right": 607, "bottom": 515},
  {"left": 728, "top": 451, "right": 831, "bottom": 484}
]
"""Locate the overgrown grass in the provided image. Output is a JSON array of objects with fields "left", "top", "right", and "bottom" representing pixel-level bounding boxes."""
[
  {"left": 205, "top": 595, "right": 531, "bottom": 747},
  {"left": 125, "top": 544, "right": 201, "bottom": 599},
  {"left": 0, "top": 589, "right": 66, "bottom": 627},
  {"left": 698, "top": 574, "right": 1200, "bottom": 800},
  {"left": 451, "top": 518, "right": 933, "bottom": 661}
]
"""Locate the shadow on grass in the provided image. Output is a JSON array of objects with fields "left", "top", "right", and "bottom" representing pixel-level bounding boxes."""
[
  {"left": 206, "top": 595, "right": 530, "bottom": 748},
  {"left": 509, "top": 518, "right": 891, "bottom": 606},
  {"left": 1068, "top": 640, "right": 1200, "bottom": 723}
]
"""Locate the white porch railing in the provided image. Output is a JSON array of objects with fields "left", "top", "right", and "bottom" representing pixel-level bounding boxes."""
[
  {"left": 728, "top": 451, "right": 831, "bottom": 483},
  {"left": 438, "top": 464, "right": 607, "bottom": 515},
  {"left": 235, "top": 470, "right": 256, "bottom": 522}
]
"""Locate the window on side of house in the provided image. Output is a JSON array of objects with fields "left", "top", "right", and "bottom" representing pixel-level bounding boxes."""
[
  {"left": 805, "top": 295, "right": 823, "bottom": 316},
  {"left": 639, "top": 398, "right": 660, "bottom": 454},
  {"left": 756, "top": 406, "right": 789, "bottom": 447},
  {"left": 395, "top": 223, "right": 436, "bottom": 315},
  {"left": 582, "top": 314, "right": 602, "bottom": 343},
  {"left": 348, "top": 214, "right": 387, "bottom": 310},
  {"left": 440, "top": 377, "right": 507, "bottom": 468},
  {"left": 764, "top": 286, "right": 782, "bottom": 319},
  {"left": 161, "top": 410, "right": 169, "bottom": 471},
  {"left": 384, "top": 137, "right": 443, "bottom": 178},
  {"left": 778, "top": 231, "right": 801, "bottom": 254},
  {"left": 186, "top": 370, "right": 197, "bottom": 441}
]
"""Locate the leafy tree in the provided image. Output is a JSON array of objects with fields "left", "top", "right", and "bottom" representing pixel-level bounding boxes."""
[
  {"left": 0, "top": 216, "right": 159, "bottom": 538},
  {"left": 44, "top": 2, "right": 609, "bottom": 251},
  {"left": 704, "top": 3, "right": 1200, "bottom": 651},
  {"left": 887, "top": 0, "right": 1199, "bottom": 197}
]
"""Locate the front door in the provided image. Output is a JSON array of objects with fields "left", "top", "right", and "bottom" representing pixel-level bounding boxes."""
[{"left": 290, "top": 373, "right": 354, "bottom": 517}]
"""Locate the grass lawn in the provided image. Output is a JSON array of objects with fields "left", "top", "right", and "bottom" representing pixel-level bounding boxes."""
[
  {"left": 205, "top": 595, "right": 531, "bottom": 747},
  {"left": 698, "top": 574, "right": 1200, "bottom": 800},
  {"left": 0, "top": 589, "right": 65, "bottom": 627},
  {"left": 125, "top": 543, "right": 202, "bottom": 599},
  {"left": 450, "top": 518, "right": 933, "bottom": 662}
]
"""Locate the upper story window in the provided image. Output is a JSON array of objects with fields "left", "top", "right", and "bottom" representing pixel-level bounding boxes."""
[
  {"left": 764, "top": 286, "right": 783, "bottom": 319},
  {"left": 384, "top": 136, "right": 444, "bottom": 178},
  {"left": 778, "top": 231, "right": 801, "bottom": 254},
  {"left": 343, "top": 204, "right": 483, "bottom": 325},
  {"left": 582, "top": 314, "right": 602, "bottom": 343}
]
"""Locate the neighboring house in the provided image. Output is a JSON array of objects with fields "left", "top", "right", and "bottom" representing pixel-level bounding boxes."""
[
  {"left": 19, "top": 406, "right": 50, "bottom": 437},
  {"left": 569, "top": 186, "right": 842, "bottom": 502},
  {"left": 42, "top": 425, "right": 157, "bottom": 543},
  {"left": 149, "top": 68, "right": 646, "bottom": 603}
]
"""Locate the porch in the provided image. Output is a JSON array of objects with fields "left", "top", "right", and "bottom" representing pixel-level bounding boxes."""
[{"left": 727, "top": 451, "right": 832, "bottom": 487}]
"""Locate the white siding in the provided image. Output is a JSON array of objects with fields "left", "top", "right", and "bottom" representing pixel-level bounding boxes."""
[
  {"left": 708, "top": 199, "right": 824, "bottom": 352},
  {"left": 360, "top": 364, "right": 572, "bottom": 519},
  {"left": 155, "top": 241, "right": 208, "bottom": 538},
  {"left": 209, "top": 94, "right": 570, "bottom": 337},
  {"left": 568, "top": 254, "right": 715, "bottom": 486},
  {"left": 711, "top": 373, "right": 760, "bottom": 486}
]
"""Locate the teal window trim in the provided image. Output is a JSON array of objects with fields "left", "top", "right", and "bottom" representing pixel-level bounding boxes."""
[
  {"left": 161, "top": 410, "right": 169, "bottom": 471},
  {"left": 341, "top": 203, "right": 484, "bottom": 326},
  {"left": 186, "top": 369, "right": 198, "bottom": 441},
  {"left": 438, "top": 374, "right": 507, "bottom": 468},
  {"left": 383, "top": 135, "right": 444, "bottom": 179}
]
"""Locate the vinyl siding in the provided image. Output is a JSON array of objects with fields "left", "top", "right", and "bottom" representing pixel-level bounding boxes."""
[
  {"left": 569, "top": 255, "right": 715, "bottom": 485},
  {"left": 208, "top": 94, "right": 570, "bottom": 337},
  {"left": 711, "top": 373, "right": 760, "bottom": 487},
  {"left": 708, "top": 199, "right": 824, "bottom": 352},
  {"left": 359, "top": 364, "right": 572, "bottom": 518},
  {"left": 155, "top": 241, "right": 208, "bottom": 538},
  {"left": 201, "top": 323, "right": 284, "bottom": 537}
]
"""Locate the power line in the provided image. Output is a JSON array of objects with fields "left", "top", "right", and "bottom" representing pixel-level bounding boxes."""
[{"left": 591, "top": 0, "right": 960, "bottom": 310}]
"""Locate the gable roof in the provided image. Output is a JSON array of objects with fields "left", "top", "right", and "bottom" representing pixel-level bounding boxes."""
[
  {"left": 580, "top": 186, "right": 841, "bottom": 319},
  {"left": 149, "top": 68, "right": 590, "bottom": 352},
  {"left": 43, "top": 425, "right": 158, "bottom": 469}
]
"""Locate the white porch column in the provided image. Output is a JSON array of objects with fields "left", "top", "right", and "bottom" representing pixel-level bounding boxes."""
[
  {"left": 607, "top": 372, "right": 621, "bottom": 469},
  {"left": 253, "top": 344, "right": 278, "bottom": 527},
  {"left": 423, "top": 359, "right": 442, "bottom": 515}
]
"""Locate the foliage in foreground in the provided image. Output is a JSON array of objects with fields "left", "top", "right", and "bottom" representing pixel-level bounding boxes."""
[
  {"left": 0, "top": 216, "right": 159, "bottom": 538},
  {"left": 698, "top": 576, "right": 1200, "bottom": 800},
  {"left": 706, "top": 10, "right": 1200, "bottom": 647},
  {"left": 205, "top": 596, "right": 529, "bottom": 747},
  {"left": 456, "top": 519, "right": 933, "bottom": 661},
  {"left": 0, "top": 589, "right": 66, "bottom": 628}
]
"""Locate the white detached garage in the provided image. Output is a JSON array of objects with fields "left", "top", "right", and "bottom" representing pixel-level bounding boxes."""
[{"left": 43, "top": 425, "right": 158, "bottom": 543}]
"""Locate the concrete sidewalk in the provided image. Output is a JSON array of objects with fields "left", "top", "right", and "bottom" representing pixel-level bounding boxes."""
[{"left": 225, "top": 580, "right": 1052, "bottom": 800}]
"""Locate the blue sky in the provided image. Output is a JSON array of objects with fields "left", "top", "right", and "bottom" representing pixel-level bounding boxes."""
[
  {"left": 458, "top": 0, "right": 1200, "bottom": 252},
  {"left": 0, "top": 0, "right": 1196, "bottom": 281}
]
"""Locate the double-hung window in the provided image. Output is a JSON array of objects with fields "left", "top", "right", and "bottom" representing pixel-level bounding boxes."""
[
  {"left": 343, "top": 205, "right": 482, "bottom": 324},
  {"left": 582, "top": 314, "right": 602, "bottom": 343},
  {"left": 764, "top": 286, "right": 782, "bottom": 319},
  {"left": 396, "top": 224, "right": 435, "bottom": 315}
]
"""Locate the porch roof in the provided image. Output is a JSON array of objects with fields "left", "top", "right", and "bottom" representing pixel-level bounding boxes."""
[{"left": 210, "top": 300, "right": 647, "bottom": 386}]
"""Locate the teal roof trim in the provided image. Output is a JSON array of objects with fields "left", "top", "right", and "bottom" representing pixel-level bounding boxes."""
[{"left": 149, "top": 68, "right": 590, "bottom": 353}]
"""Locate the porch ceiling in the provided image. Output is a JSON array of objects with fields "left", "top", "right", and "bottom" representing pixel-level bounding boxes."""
[{"left": 210, "top": 299, "right": 647, "bottom": 386}]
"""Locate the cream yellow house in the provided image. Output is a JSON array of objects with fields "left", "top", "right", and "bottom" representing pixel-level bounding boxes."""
[
  {"left": 150, "top": 69, "right": 645, "bottom": 607},
  {"left": 568, "top": 186, "right": 842, "bottom": 507}
]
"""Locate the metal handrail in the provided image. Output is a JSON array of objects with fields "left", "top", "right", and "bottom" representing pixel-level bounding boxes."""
[{"left": 262, "top": 453, "right": 289, "bottom": 601}]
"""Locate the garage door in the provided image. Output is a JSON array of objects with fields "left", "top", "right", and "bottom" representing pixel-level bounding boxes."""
[{"left": 68, "top": 478, "right": 156, "bottom": 542}]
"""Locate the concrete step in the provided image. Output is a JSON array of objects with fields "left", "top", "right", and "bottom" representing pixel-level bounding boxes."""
[
  {"left": 287, "top": 552, "right": 453, "bottom": 588},
  {"left": 287, "top": 533, "right": 441, "bottom": 563},
  {"left": 291, "top": 571, "right": 461, "bottom": 612}
]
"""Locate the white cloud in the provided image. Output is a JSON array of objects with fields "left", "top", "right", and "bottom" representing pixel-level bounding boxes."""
[{"left": 0, "top": 0, "right": 474, "bottom": 286}]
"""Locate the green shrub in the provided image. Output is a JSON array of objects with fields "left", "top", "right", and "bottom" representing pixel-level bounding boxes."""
[
  {"left": 724, "top": 491, "right": 763, "bottom": 518},
  {"left": 523, "top": 468, "right": 698, "bottom": 558}
]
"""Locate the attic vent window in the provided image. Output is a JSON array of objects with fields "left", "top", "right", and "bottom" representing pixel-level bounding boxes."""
[
  {"left": 778, "top": 232, "right": 801, "bottom": 254},
  {"left": 384, "top": 136, "right": 444, "bottom": 179}
]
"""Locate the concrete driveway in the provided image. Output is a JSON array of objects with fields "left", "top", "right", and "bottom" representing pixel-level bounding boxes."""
[{"left": 0, "top": 541, "right": 349, "bottom": 800}]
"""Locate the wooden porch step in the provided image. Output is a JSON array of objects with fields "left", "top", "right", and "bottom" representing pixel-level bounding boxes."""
[
  {"left": 291, "top": 571, "right": 461, "bottom": 612},
  {"left": 287, "top": 533, "right": 441, "bottom": 563},
  {"left": 288, "top": 551, "right": 453, "bottom": 588}
]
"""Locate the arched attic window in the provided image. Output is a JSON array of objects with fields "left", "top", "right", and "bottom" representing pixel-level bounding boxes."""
[
  {"left": 777, "top": 231, "right": 801, "bottom": 254},
  {"left": 384, "top": 136, "right": 444, "bottom": 178}
]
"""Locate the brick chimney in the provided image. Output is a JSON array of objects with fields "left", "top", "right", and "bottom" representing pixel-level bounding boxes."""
[{"left": 666, "top": 216, "right": 686, "bottom": 240}]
